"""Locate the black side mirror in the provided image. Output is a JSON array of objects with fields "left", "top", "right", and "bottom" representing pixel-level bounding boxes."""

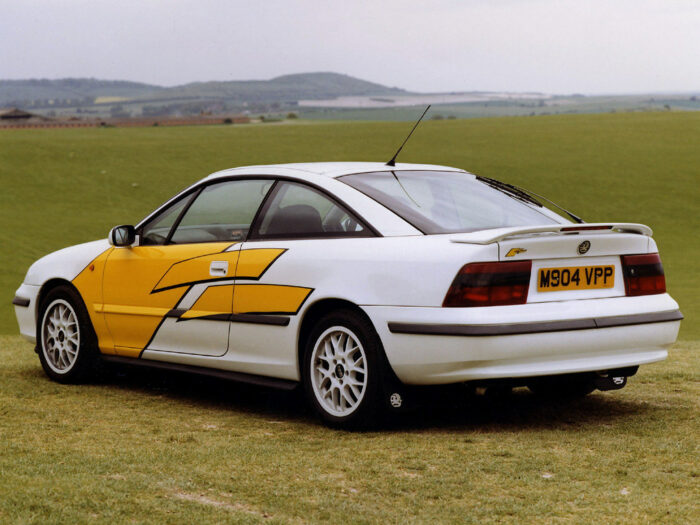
[{"left": 109, "top": 225, "right": 136, "bottom": 247}]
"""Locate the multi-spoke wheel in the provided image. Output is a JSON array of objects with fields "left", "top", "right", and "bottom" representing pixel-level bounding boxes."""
[
  {"left": 310, "top": 326, "right": 368, "bottom": 417},
  {"left": 303, "top": 309, "right": 384, "bottom": 428},
  {"left": 42, "top": 299, "right": 80, "bottom": 374},
  {"left": 37, "top": 285, "right": 99, "bottom": 383}
]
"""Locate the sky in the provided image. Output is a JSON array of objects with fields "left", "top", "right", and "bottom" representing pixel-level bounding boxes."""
[{"left": 1, "top": 0, "right": 699, "bottom": 94}]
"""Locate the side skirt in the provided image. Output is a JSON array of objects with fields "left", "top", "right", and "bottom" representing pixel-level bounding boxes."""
[{"left": 100, "top": 355, "right": 299, "bottom": 391}]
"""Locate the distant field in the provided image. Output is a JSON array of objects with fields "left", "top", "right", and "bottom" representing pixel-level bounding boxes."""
[
  {"left": 0, "top": 112, "right": 698, "bottom": 338},
  {"left": 299, "top": 96, "right": 700, "bottom": 121},
  {"left": 0, "top": 335, "right": 697, "bottom": 522}
]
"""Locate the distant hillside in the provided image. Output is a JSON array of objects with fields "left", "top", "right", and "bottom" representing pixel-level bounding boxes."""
[
  {"left": 0, "top": 72, "right": 406, "bottom": 109},
  {"left": 160, "top": 72, "right": 406, "bottom": 103},
  {"left": 0, "top": 78, "right": 160, "bottom": 106}
]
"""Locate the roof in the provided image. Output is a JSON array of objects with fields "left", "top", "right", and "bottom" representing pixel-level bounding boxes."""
[{"left": 203, "top": 162, "right": 465, "bottom": 181}]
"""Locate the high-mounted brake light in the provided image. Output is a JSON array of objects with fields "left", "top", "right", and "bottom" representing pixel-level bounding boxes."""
[
  {"left": 621, "top": 253, "right": 666, "bottom": 296},
  {"left": 561, "top": 225, "right": 613, "bottom": 232},
  {"left": 443, "top": 260, "right": 532, "bottom": 307}
]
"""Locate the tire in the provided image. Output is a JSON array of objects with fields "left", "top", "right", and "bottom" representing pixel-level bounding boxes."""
[
  {"left": 36, "top": 285, "right": 100, "bottom": 384},
  {"left": 527, "top": 372, "right": 596, "bottom": 399},
  {"left": 302, "top": 309, "right": 385, "bottom": 429}
]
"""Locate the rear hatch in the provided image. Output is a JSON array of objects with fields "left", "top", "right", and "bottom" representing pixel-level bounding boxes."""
[{"left": 452, "top": 223, "right": 652, "bottom": 303}]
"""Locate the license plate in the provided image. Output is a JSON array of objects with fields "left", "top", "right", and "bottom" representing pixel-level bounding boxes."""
[{"left": 537, "top": 265, "right": 615, "bottom": 292}]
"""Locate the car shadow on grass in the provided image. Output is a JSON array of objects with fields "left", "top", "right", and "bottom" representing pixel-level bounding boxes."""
[{"left": 91, "top": 363, "right": 653, "bottom": 432}]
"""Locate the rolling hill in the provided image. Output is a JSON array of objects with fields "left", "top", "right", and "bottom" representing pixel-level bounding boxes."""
[{"left": 0, "top": 72, "right": 407, "bottom": 112}]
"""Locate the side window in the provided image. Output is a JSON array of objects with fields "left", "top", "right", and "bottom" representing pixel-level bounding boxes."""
[
  {"left": 140, "top": 194, "right": 192, "bottom": 246},
  {"left": 252, "top": 181, "right": 369, "bottom": 239},
  {"left": 169, "top": 179, "right": 273, "bottom": 244}
]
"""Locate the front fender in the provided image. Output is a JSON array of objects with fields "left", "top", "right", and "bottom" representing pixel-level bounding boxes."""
[{"left": 24, "top": 239, "right": 111, "bottom": 285}]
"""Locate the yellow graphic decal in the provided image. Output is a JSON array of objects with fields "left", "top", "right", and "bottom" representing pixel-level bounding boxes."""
[
  {"left": 78, "top": 243, "right": 304, "bottom": 356},
  {"left": 235, "top": 248, "right": 286, "bottom": 279},
  {"left": 180, "top": 284, "right": 234, "bottom": 319},
  {"left": 153, "top": 250, "right": 240, "bottom": 292},
  {"left": 233, "top": 284, "right": 312, "bottom": 315},
  {"left": 72, "top": 248, "right": 115, "bottom": 355},
  {"left": 101, "top": 243, "right": 235, "bottom": 353}
]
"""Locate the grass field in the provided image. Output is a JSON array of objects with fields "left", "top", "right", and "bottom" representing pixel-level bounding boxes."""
[
  {"left": 0, "top": 113, "right": 698, "bottom": 522},
  {"left": 0, "top": 335, "right": 697, "bottom": 523},
  {"left": 1, "top": 111, "right": 698, "bottom": 337}
]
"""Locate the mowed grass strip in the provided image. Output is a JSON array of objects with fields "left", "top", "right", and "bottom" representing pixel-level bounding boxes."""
[
  {"left": 0, "top": 112, "right": 698, "bottom": 338},
  {"left": 0, "top": 335, "right": 698, "bottom": 523}
]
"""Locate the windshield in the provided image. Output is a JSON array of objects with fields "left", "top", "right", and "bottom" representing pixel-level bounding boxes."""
[{"left": 341, "top": 170, "right": 563, "bottom": 234}]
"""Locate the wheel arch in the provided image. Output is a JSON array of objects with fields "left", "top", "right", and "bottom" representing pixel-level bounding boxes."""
[
  {"left": 36, "top": 278, "right": 80, "bottom": 321},
  {"left": 296, "top": 297, "right": 397, "bottom": 380}
]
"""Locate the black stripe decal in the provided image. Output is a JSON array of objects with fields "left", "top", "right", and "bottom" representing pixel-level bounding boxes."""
[
  {"left": 12, "top": 296, "right": 30, "bottom": 307},
  {"left": 388, "top": 310, "right": 683, "bottom": 337}
]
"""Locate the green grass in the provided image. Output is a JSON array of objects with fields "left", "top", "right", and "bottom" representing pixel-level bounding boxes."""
[
  {"left": 1, "top": 112, "right": 698, "bottom": 337},
  {"left": 0, "top": 115, "right": 698, "bottom": 521},
  {"left": 0, "top": 335, "right": 697, "bottom": 523}
]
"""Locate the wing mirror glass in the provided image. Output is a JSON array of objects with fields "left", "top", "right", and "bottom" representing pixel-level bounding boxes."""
[{"left": 109, "top": 225, "right": 136, "bottom": 247}]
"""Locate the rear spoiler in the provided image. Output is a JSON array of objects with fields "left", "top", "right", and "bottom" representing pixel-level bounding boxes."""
[{"left": 450, "top": 223, "right": 653, "bottom": 245}]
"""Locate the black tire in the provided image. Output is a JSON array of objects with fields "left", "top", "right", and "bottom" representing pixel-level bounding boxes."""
[
  {"left": 36, "top": 285, "right": 101, "bottom": 384},
  {"left": 527, "top": 372, "right": 596, "bottom": 399},
  {"left": 302, "top": 309, "right": 385, "bottom": 429}
]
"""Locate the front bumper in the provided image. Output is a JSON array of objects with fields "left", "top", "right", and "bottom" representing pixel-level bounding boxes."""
[
  {"left": 365, "top": 294, "right": 682, "bottom": 385},
  {"left": 13, "top": 283, "right": 41, "bottom": 343}
]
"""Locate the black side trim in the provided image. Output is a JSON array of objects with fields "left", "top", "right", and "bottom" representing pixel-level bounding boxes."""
[
  {"left": 101, "top": 355, "right": 298, "bottom": 391},
  {"left": 177, "top": 313, "right": 290, "bottom": 326},
  {"left": 12, "top": 296, "right": 30, "bottom": 307},
  {"left": 388, "top": 310, "right": 683, "bottom": 337},
  {"left": 231, "top": 313, "right": 290, "bottom": 326}
]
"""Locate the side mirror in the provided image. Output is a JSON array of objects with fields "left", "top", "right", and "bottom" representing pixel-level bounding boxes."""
[{"left": 109, "top": 225, "right": 136, "bottom": 247}]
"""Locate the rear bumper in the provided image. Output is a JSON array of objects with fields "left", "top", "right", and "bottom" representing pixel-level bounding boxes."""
[{"left": 365, "top": 294, "right": 682, "bottom": 385}]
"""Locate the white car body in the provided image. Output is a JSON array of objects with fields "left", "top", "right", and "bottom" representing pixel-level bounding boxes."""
[{"left": 14, "top": 162, "right": 682, "bottom": 391}]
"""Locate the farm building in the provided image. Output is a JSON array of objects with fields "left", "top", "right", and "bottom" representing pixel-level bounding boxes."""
[{"left": 0, "top": 107, "right": 37, "bottom": 120}]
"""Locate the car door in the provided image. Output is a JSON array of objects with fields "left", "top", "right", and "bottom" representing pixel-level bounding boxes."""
[
  {"left": 226, "top": 180, "right": 373, "bottom": 379},
  {"left": 101, "top": 178, "right": 274, "bottom": 358}
]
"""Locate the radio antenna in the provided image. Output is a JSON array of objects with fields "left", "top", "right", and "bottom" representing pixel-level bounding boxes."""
[{"left": 386, "top": 105, "right": 431, "bottom": 167}]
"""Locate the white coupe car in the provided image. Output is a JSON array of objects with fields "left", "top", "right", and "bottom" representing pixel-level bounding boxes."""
[{"left": 13, "top": 162, "right": 682, "bottom": 427}]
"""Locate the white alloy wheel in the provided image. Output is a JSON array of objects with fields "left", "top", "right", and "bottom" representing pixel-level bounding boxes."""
[
  {"left": 310, "top": 326, "right": 368, "bottom": 417},
  {"left": 41, "top": 299, "right": 81, "bottom": 374}
]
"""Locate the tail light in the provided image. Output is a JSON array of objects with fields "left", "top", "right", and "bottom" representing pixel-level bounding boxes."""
[
  {"left": 621, "top": 253, "right": 666, "bottom": 296},
  {"left": 443, "top": 260, "right": 532, "bottom": 307}
]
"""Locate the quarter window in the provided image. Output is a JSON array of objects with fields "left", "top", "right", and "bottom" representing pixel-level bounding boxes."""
[{"left": 252, "top": 182, "right": 369, "bottom": 239}]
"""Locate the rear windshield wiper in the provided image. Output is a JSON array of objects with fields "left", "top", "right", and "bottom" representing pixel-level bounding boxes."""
[{"left": 476, "top": 175, "right": 584, "bottom": 224}]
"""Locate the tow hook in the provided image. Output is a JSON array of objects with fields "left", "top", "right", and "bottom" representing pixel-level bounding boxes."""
[{"left": 594, "top": 373, "right": 627, "bottom": 391}]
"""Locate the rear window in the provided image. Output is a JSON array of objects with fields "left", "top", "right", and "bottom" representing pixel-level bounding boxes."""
[{"left": 340, "top": 170, "right": 561, "bottom": 234}]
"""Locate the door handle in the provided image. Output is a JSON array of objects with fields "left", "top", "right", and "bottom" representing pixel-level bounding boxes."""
[{"left": 209, "top": 261, "right": 229, "bottom": 277}]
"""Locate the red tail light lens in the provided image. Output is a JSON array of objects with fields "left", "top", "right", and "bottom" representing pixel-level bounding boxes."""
[
  {"left": 621, "top": 253, "right": 666, "bottom": 296},
  {"left": 443, "top": 260, "right": 532, "bottom": 307}
]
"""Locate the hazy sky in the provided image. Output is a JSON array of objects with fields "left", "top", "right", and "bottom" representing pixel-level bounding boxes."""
[{"left": 1, "top": 0, "right": 698, "bottom": 94}]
